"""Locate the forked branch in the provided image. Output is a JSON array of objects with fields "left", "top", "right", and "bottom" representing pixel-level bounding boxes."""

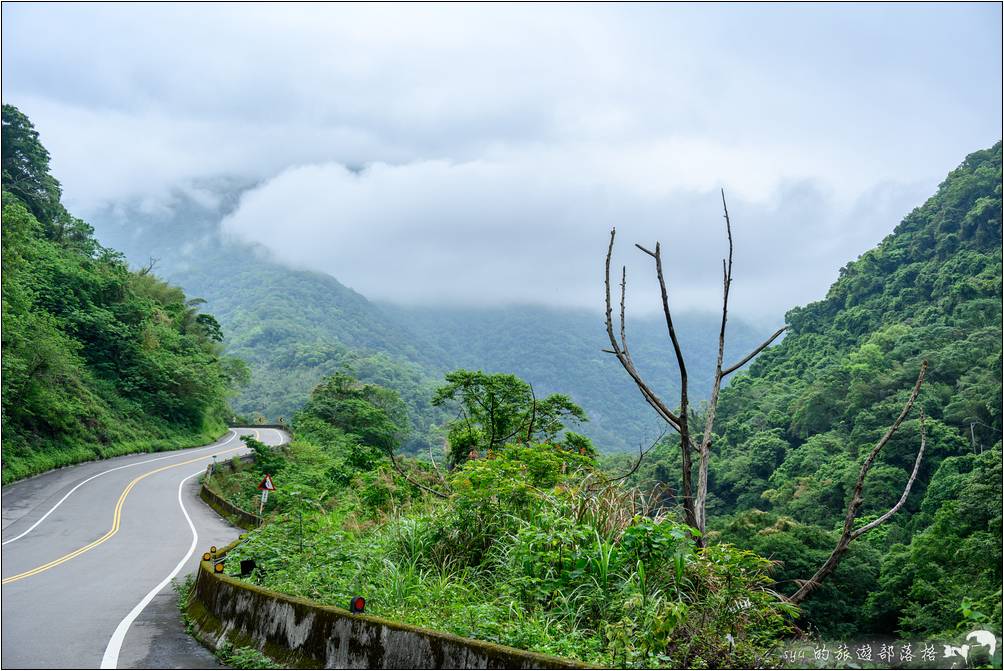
[
  {"left": 851, "top": 411, "right": 926, "bottom": 539},
  {"left": 604, "top": 229, "right": 683, "bottom": 432},
  {"left": 388, "top": 450, "right": 450, "bottom": 499},
  {"left": 590, "top": 428, "right": 668, "bottom": 488},
  {"left": 787, "top": 361, "right": 928, "bottom": 605}
]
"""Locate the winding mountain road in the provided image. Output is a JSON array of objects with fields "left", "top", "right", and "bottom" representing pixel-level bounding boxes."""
[{"left": 1, "top": 428, "right": 288, "bottom": 669}]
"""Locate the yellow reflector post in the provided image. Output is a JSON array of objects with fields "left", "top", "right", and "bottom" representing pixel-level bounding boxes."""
[
  {"left": 214, "top": 562, "right": 225, "bottom": 573},
  {"left": 209, "top": 545, "right": 217, "bottom": 553},
  {"left": 202, "top": 552, "right": 211, "bottom": 561}
]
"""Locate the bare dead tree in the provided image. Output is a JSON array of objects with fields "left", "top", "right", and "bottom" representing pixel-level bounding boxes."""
[
  {"left": 603, "top": 190, "right": 788, "bottom": 542},
  {"left": 788, "top": 361, "right": 928, "bottom": 605},
  {"left": 137, "top": 257, "right": 159, "bottom": 276}
]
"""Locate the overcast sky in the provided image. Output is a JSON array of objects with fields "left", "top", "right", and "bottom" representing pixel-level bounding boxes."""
[{"left": 3, "top": 3, "right": 1000, "bottom": 319}]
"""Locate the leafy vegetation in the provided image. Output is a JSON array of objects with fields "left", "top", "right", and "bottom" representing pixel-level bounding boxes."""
[
  {"left": 432, "top": 368, "right": 593, "bottom": 466},
  {"left": 213, "top": 641, "right": 281, "bottom": 670},
  {"left": 211, "top": 370, "right": 797, "bottom": 668},
  {"left": 614, "top": 142, "right": 1002, "bottom": 639},
  {"left": 1, "top": 105, "right": 244, "bottom": 481},
  {"left": 8, "top": 99, "right": 999, "bottom": 660}
]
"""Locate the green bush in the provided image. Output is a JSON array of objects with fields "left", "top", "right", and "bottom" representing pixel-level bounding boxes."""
[{"left": 214, "top": 398, "right": 795, "bottom": 668}]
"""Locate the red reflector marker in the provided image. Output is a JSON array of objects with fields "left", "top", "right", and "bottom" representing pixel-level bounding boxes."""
[{"left": 349, "top": 596, "right": 365, "bottom": 614}]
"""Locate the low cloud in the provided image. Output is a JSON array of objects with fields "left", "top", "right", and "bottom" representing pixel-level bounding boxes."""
[
  {"left": 220, "top": 154, "right": 931, "bottom": 318},
  {"left": 3, "top": 3, "right": 999, "bottom": 316}
]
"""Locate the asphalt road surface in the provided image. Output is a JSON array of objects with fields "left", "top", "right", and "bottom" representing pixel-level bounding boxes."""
[{"left": 1, "top": 428, "right": 288, "bottom": 669}]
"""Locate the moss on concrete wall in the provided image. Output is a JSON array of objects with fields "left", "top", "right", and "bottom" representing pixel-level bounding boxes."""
[{"left": 187, "top": 557, "right": 592, "bottom": 669}]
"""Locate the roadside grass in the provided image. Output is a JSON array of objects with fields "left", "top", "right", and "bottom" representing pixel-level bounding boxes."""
[
  {"left": 214, "top": 641, "right": 280, "bottom": 670},
  {"left": 172, "top": 574, "right": 197, "bottom": 638},
  {"left": 212, "top": 439, "right": 796, "bottom": 668}
]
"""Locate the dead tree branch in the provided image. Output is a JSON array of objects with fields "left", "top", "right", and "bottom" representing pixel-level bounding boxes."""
[
  {"left": 646, "top": 238, "right": 698, "bottom": 531},
  {"left": 388, "top": 450, "right": 450, "bottom": 499},
  {"left": 590, "top": 428, "right": 668, "bottom": 488},
  {"left": 619, "top": 266, "right": 628, "bottom": 353},
  {"left": 603, "top": 196, "right": 792, "bottom": 541},
  {"left": 137, "top": 257, "right": 159, "bottom": 276},
  {"left": 722, "top": 326, "right": 789, "bottom": 377},
  {"left": 606, "top": 228, "right": 698, "bottom": 530},
  {"left": 604, "top": 229, "right": 683, "bottom": 432},
  {"left": 787, "top": 361, "right": 928, "bottom": 605},
  {"left": 694, "top": 190, "right": 735, "bottom": 531}
]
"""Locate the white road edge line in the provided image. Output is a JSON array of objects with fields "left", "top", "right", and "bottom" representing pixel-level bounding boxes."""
[
  {"left": 1, "top": 431, "right": 238, "bottom": 546},
  {"left": 100, "top": 468, "right": 204, "bottom": 670}
]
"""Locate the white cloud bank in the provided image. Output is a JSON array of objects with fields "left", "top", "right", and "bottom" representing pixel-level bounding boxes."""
[
  {"left": 220, "top": 155, "right": 931, "bottom": 316},
  {"left": 2, "top": 3, "right": 1000, "bottom": 316}
]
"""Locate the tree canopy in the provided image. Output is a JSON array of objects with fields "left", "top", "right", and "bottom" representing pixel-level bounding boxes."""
[
  {"left": 617, "top": 142, "right": 1002, "bottom": 638},
  {"left": 1, "top": 104, "right": 245, "bottom": 481},
  {"left": 432, "top": 369, "right": 590, "bottom": 465}
]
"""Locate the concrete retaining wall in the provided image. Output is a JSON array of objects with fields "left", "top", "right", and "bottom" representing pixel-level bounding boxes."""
[
  {"left": 186, "top": 545, "right": 591, "bottom": 669},
  {"left": 200, "top": 455, "right": 262, "bottom": 529}
]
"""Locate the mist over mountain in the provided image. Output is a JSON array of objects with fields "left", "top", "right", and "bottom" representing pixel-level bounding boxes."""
[
  {"left": 88, "top": 185, "right": 770, "bottom": 452},
  {"left": 3, "top": 3, "right": 1000, "bottom": 660},
  {"left": 380, "top": 303, "right": 766, "bottom": 450},
  {"left": 84, "top": 136, "right": 1004, "bottom": 644}
]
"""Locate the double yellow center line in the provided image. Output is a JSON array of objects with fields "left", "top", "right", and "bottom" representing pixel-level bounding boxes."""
[{"left": 1, "top": 435, "right": 254, "bottom": 585}]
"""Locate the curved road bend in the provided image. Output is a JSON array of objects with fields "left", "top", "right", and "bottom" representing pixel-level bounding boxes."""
[{"left": 1, "top": 428, "right": 289, "bottom": 669}]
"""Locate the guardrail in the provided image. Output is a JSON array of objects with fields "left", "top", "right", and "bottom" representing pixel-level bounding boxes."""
[
  {"left": 229, "top": 424, "right": 291, "bottom": 432},
  {"left": 186, "top": 540, "right": 591, "bottom": 669}
]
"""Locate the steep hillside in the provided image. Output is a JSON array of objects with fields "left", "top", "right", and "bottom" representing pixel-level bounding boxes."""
[
  {"left": 631, "top": 142, "right": 1002, "bottom": 637},
  {"left": 1, "top": 105, "right": 243, "bottom": 481},
  {"left": 88, "top": 194, "right": 450, "bottom": 451}
]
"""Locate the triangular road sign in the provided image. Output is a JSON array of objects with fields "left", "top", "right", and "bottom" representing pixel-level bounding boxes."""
[{"left": 257, "top": 474, "right": 276, "bottom": 491}]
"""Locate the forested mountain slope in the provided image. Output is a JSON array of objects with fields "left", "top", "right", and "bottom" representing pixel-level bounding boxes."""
[
  {"left": 383, "top": 304, "right": 765, "bottom": 451},
  {"left": 90, "top": 188, "right": 768, "bottom": 453},
  {"left": 1, "top": 105, "right": 243, "bottom": 481},
  {"left": 88, "top": 194, "right": 452, "bottom": 450},
  {"left": 631, "top": 142, "right": 1002, "bottom": 638}
]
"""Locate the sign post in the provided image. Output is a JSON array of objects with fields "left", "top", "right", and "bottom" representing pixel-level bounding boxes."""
[{"left": 257, "top": 473, "right": 276, "bottom": 515}]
